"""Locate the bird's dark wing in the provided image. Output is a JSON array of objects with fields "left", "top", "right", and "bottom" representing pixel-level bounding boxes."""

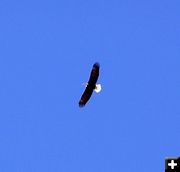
[
  {"left": 79, "top": 85, "right": 94, "bottom": 107},
  {"left": 88, "top": 62, "right": 100, "bottom": 85},
  {"left": 79, "top": 62, "right": 100, "bottom": 107}
]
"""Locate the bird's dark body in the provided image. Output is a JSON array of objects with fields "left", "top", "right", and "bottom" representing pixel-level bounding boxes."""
[{"left": 79, "top": 63, "right": 100, "bottom": 107}]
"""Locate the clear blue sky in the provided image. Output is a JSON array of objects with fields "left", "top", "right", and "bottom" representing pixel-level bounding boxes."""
[{"left": 0, "top": 0, "right": 180, "bottom": 171}]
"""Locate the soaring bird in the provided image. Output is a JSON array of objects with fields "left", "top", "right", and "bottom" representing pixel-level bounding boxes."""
[{"left": 79, "top": 62, "right": 101, "bottom": 107}]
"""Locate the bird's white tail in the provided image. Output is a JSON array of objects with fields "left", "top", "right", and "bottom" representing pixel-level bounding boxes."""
[
  {"left": 94, "top": 84, "right": 101, "bottom": 93},
  {"left": 82, "top": 82, "right": 88, "bottom": 87}
]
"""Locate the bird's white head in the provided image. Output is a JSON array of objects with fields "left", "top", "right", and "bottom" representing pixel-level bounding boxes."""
[{"left": 94, "top": 84, "right": 101, "bottom": 93}]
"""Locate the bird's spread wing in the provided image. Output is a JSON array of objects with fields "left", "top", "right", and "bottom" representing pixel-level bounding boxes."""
[
  {"left": 88, "top": 63, "right": 100, "bottom": 85},
  {"left": 79, "top": 62, "right": 100, "bottom": 107},
  {"left": 79, "top": 86, "right": 93, "bottom": 107}
]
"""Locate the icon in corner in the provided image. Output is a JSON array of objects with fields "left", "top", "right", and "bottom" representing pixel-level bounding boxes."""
[{"left": 165, "top": 157, "right": 180, "bottom": 172}]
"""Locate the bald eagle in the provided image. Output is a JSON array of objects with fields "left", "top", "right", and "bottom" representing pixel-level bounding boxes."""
[{"left": 79, "top": 62, "right": 101, "bottom": 107}]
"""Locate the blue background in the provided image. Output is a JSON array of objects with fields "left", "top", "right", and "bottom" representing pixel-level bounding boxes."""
[{"left": 0, "top": 0, "right": 180, "bottom": 171}]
